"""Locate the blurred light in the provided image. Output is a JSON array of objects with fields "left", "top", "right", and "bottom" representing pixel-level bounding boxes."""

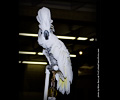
[
  {"left": 78, "top": 70, "right": 82, "bottom": 76},
  {"left": 80, "top": 66, "right": 94, "bottom": 69},
  {"left": 20, "top": 61, "right": 47, "bottom": 65},
  {"left": 70, "top": 54, "right": 76, "bottom": 57},
  {"left": 95, "top": 38, "right": 97, "bottom": 41},
  {"left": 57, "top": 36, "right": 76, "bottom": 40},
  {"left": 77, "top": 37, "right": 88, "bottom": 40},
  {"left": 19, "top": 51, "right": 36, "bottom": 55},
  {"left": 19, "top": 51, "right": 76, "bottom": 57},
  {"left": 38, "top": 52, "right": 44, "bottom": 55},
  {"left": 19, "top": 33, "right": 76, "bottom": 40},
  {"left": 19, "top": 61, "right": 21, "bottom": 63},
  {"left": 19, "top": 33, "right": 89, "bottom": 41},
  {"left": 19, "top": 33, "right": 38, "bottom": 37},
  {"left": 79, "top": 51, "right": 83, "bottom": 55},
  {"left": 89, "top": 38, "right": 94, "bottom": 41}
]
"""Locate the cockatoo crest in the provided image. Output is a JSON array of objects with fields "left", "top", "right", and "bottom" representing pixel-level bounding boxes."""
[{"left": 36, "top": 7, "right": 54, "bottom": 34}]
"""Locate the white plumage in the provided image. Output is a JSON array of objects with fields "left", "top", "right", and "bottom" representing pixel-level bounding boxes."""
[{"left": 37, "top": 7, "right": 73, "bottom": 95}]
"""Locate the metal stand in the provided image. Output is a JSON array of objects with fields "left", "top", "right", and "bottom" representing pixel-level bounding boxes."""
[
  {"left": 44, "top": 67, "right": 50, "bottom": 100},
  {"left": 48, "top": 97, "right": 56, "bottom": 100},
  {"left": 43, "top": 66, "right": 57, "bottom": 100}
]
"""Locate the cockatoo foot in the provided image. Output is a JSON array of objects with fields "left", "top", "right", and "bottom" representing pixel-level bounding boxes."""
[
  {"left": 53, "top": 65, "right": 58, "bottom": 71},
  {"left": 46, "top": 65, "right": 59, "bottom": 71}
]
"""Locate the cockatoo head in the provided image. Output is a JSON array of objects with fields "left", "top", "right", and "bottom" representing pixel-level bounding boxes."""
[{"left": 36, "top": 7, "right": 54, "bottom": 40}]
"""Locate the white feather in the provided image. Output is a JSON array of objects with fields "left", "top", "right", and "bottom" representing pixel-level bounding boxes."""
[
  {"left": 42, "top": 49, "right": 51, "bottom": 65},
  {"left": 55, "top": 73, "right": 59, "bottom": 81}
]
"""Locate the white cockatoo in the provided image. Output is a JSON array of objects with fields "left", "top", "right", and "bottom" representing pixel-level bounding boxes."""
[{"left": 36, "top": 7, "right": 73, "bottom": 95}]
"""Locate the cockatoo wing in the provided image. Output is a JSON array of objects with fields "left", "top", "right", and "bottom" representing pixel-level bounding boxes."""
[{"left": 50, "top": 38, "right": 73, "bottom": 94}]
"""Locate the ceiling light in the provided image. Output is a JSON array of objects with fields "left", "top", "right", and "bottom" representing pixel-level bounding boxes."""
[
  {"left": 80, "top": 66, "right": 94, "bottom": 69},
  {"left": 20, "top": 61, "right": 47, "bottom": 65},
  {"left": 19, "top": 51, "right": 76, "bottom": 57},
  {"left": 19, "top": 61, "right": 21, "bottom": 63},
  {"left": 19, "top": 51, "right": 36, "bottom": 55},
  {"left": 19, "top": 33, "right": 38, "bottom": 37},
  {"left": 56, "top": 36, "right": 76, "bottom": 40},
  {"left": 89, "top": 38, "right": 94, "bottom": 41},
  {"left": 95, "top": 38, "right": 97, "bottom": 41},
  {"left": 38, "top": 52, "right": 44, "bottom": 55},
  {"left": 79, "top": 51, "right": 83, "bottom": 55},
  {"left": 19, "top": 33, "right": 88, "bottom": 41},
  {"left": 19, "top": 33, "right": 76, "bottom": 40},
  {"left": 77, "top": 37, "right": 88, "bottom": 40},
  {"left": 70, "top": 54, "right": 76, "bottom": 57}
]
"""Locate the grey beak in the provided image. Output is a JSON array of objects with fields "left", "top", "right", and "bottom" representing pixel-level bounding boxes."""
[{"left": 44, "top": 30, "right": 49, "bottom": 40}]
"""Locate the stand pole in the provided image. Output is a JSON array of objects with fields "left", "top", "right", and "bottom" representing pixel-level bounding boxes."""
[{"left": 44, "top": 67, "right": 50, "bottom": 100}]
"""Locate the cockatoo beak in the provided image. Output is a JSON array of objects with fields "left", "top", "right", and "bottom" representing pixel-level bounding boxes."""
[{"left": 44, "top": 30, "right": 49, "bottom": 40}]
